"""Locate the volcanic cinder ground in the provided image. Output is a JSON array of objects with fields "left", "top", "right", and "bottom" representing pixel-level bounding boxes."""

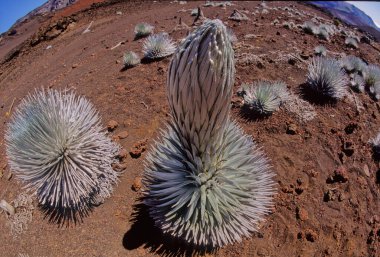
[{"left": 0, "top": 1, "right": 380, "bottom": 257}]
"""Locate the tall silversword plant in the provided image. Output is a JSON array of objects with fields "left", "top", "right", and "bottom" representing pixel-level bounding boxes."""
[
  {"left": 5, "top": 89, "right": 119, "bottom": 214},
  {"left": 143, "top": 19, "right": 275, "bottom": 247}
]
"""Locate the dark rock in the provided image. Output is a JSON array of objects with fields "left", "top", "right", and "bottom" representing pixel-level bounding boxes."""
[
  {"left": 305, "top": 230, "right": 318, "bottom": 242},
  {"left": 326, "top": 166, "right": 349, "bottom": 184},
  {"left": 286, "top": 123, "right": 297, "bottom": 135},
  {"left": 288, "top": 57, "right": 296, "bottom": 65}
]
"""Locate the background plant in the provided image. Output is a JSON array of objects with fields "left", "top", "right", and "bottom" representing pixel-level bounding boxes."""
[
  {"left": 306, "top": 56, "right": 348, "bottom": 100},
  {"left": 314, "top": 45, "right": 327, "bottom": 56},
  {"left": 134, "top": 22, "right": 154, "bottom": 39},
  {"left": 5, "top": 89, "right": 120, "bottom": 215},
  {"left": 123, "top": 51, "right": 140, "bottom": 68},
  {"left": 142, "top": 33, "right": 176, "bottom": 59},
  {"left": 240, "top": 81, "right": 289, "bottom": 115}
]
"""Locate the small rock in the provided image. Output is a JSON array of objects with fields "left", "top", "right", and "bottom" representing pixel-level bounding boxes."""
[
  {"left": 288, "top": 57, "right": 296, "bottom": 65},
  {"left": 286, "top": 123, "right": 297, "bottom": 135},
  {"left": 300, "top": 54, "right": 309, "bottom": 60},
  {"left": 112, "top": 162, "right": 127, "bottom": 172},
  {"left": 228, "top": 9, "right": 249, "bottom": 21},
  {"left": 342, "top": 141, "right": 354, "bottom": 157},
  {"left": 117, "top": 148, "right": 128, "bottom": 160},
  {"left": 305, "top": 230, "right": 318, "bottom": 242},
  {"left": 130, "top": 139, "right": 148, "bottom": 158},
  {"left": 117, "top": 131, "right": 129, "bottom": 139},
  {"left": 281, "top": 186, "right": 293, "bottom": 194},
  {"left": 116, "top": 60, "right": 120, "bottom": 64},
  {"left": 338, "top": 192, "right": 345, "bottom": 202},
  {"left": 72, "top": 63, "right": 79, "bottom": 68},
  {"left": 344, "top": 123, "right": 358, "bottom": 134},
  {"left": 256, "top": 61, "right": 265, "bottom": 69},
  {"left": 296, "top": 207, "right": 308, "bottom": 221},
  {"left": 132, "top": 177, "right": 142, "bottom": 191},
  {"left": 295, "top": 186, "right": 304, "bottom": 195},
  {"left": 107, "top": 120, "right": 119, "bottom": 131},
  {"left": 368, "top": 215, "right": 379, "bottom": 225},
  {"left": 7, "top": 172, "right": 12, "bottom": 181},
  {"left": 276, "top": 31, "right": 280, "bottom": 36},
  {"left": 363, "top": 164, "right": 370, "bottom": 177},
  {"left": 326, "top": 166, "right": 348, "bottom": 183},
  {"left": 324, "top": 189, "right": 335, "bottom": 202}
]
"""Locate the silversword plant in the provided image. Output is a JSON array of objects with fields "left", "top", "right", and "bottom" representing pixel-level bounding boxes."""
[
  {"left": 314, "top": 45, "right": 327, "bottom": 57},
  {"left": 240, "top": 81, "right": 290, "bottom": 115},
  {"left": 142, "top": 33, "right": 176, "bottom": 60},
  {"left": 340, "top": 55, "right": 367, "bottom": 74},
  {"left": 143, "top": 19, "right": 275, "bottom": 247},
  {"left": 345, "top": 36, "right": 359, "bottom": 49},
  {"left": 307, "top": 56, "right": 348, "bottom": 100},
  {"left": 134, "top": 22, "right": 154, "bottom": 39},
  {"left": 5, "top": 89, "right": 120, "bottom": 214},
  {"left": 364, "top": 64, "right": 380, "bottom": 100},
  {"left": 123, "top": 51, "right": 140, "bottom": 68}
]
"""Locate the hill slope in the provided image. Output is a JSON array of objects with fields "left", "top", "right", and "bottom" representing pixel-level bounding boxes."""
[
  {"left": 0, "top": 1, "right": 379, "bottom": 256},
  {"left": 308, "top": 1, "right": 380, "bottom": 41}
]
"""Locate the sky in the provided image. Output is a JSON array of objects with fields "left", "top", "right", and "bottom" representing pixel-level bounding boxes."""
[
  {"left": 347, "top": 1, "right": 380, "bottom": 28},
  {"left": 0, "top": 1, "right": 380, "bottom": 34},
  {"left": 0, "top": 0, "right": 47, "bottom": 33}
]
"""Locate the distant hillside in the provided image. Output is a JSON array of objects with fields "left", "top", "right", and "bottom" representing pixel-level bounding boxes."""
[
  {"left": 11, "top": 0, "right": 78, "bottom": 30},
  {"left": 308, "top": 1, "right": 380, "bottom": 41}
]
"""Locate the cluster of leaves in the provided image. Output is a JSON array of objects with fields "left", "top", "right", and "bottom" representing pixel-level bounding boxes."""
[
  {"left": 142, "top": 33, "right": 176, "bottom": 59},
  {"left": 302, "top": 21, "right": 336, "bottom": 41},
  {"left": 306, "top": 56, "right": 348, "bottom": 100},
  {"left": 239, "top": 81, "right": 290, "bottom": 115},
  {"left": 338, "top": 55, "right": 380, "bottom": 98},
  {"left": 5, "top": 89, "right": 120, "bottom": 217},
  {"left": 314, "top": 45, "right": 327, "bottom": 57}
]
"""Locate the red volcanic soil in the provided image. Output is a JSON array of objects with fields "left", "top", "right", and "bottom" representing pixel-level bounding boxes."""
[{"left": 0, "top": 1, "right": 380, "bottom": 256}]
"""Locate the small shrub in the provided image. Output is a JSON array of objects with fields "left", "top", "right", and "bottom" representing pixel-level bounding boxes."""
[
  {"left": 190, "top": 8, "right": 198, "bottom": 16},
  {"left": 142, "top": 33, "right": 176, "bottom": 59},
  {"left": 302, "top": 21, "right": 318, "bottom": 35},
  {"left": 345, "top": 37, "right": 359, "bottom": 49},
  {"left": 283, "top": 21, "right": 295, "bottom": 29},
  {"left": 350, "top": 73, "right": 365, "bottom": 93},
  {"left": 272, "top": 19, "right": 280, "bottom": 25},
  {"left": 229, "top": 9, "right": 249, "bottom": 21},
  {"left": 364, "top": 64, "right": 380, "bottom": 99},
  {"left": 134, "top": 23, "right": 154, "bottom": 39},
  {"left": 306, "top": 57, "right": 348, "bottom": 100},
  {"left": 371, "top": 132, "right": 380, "bottom": 155},
  {"left": 123, "top": 51, "right": 140, "bottom": 68},
  {"left": 317, "top": 27, "right": 330, "bottom": 41},
  {"left": 314, "top": 45, "right": 327, "bottom": 57},
  {"left": 240, "top": 81, "right": 289, "bottom": 115},
  {"left": 340, "top": 55, "right": 367, "bottom": 74}
]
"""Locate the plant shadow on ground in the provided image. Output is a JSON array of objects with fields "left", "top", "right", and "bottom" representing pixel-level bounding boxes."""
[
  {"left": 120, "top": 65, "right": 136, "bottom": 72},
  {"left": 238, "top": 105, "right": 272, "bottom": 122},
  {"left": 141, "top": 56, "right": 166, "bottom": 64},
  {"left": 299, "top": 83, "right": 339, "bottom": 106},
  {"left": 39, "top": 203, "right": 93, "bottom": 227},
  {"left": 123, "top": 202, "right": 217, "bottom": 257}
]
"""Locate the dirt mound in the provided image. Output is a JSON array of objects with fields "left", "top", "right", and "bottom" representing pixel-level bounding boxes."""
[{"left": 0, "top": 1, "right": 379, "bottom": 256}]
